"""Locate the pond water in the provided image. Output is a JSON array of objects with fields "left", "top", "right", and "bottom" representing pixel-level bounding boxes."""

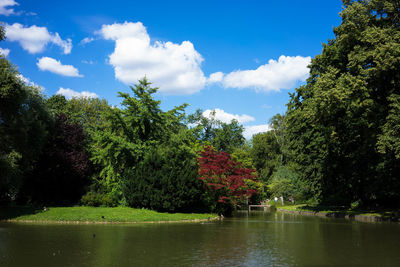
[{"left": 1, "top": 211, "right": 399, "bottom": 266}]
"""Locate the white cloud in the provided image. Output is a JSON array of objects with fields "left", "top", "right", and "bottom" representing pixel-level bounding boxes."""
[
  {"left": 37, "top": 57, "right": 83, "bottom": 77},
  {"left": 0, "top": 47, "right": 10, "bottom": 56},
  {"left": 202, "top": 108, "right": 255, "bottom": 124},
  {"left": 243, "top": 124, "right": 271, "bottom": 139},
  {"left": 56, "top": 87, "right": 98, "bottom": 99},
  {"left": 207, "top": 71, "right": 224, "bottom": 84},
  {"left": 5, "top": 23, "right": 72, "bottom": 54},
  {"left": 0, "top": 0, "right": 18, "bottom": 16},
  {"left": 208, "top": 55, "right": 311, "bottom": 92},
  {"left": 80, "top": 37, "right": 94, "bottom": 45},
  {"left": 99, "top": 21, "right": 206, "bottom": 95},
  {"left": 16, "top": 74, "right": 44, "bottom": 90}
]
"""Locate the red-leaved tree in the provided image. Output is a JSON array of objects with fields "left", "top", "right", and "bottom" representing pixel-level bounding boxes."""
[{"left": 198, "top": 146, "right": 258, "bottom": 214}]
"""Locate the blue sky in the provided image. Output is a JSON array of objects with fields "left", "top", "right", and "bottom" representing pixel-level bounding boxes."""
[{"left": 0, "top": 0, "right": 343, "bottom": 138}]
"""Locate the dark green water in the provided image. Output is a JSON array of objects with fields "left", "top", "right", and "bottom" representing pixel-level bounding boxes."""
[{"left": 1, "top": 211, "right": 399, "bottom": 266}]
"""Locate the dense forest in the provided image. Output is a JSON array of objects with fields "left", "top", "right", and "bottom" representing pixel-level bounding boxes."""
[{"left": 1, "top": 0, "right": 399, "bottom": 214}]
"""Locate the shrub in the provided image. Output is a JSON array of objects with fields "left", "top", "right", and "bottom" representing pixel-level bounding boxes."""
[
  {"left": 122, "top": 142, "right": 206, "bottom": 213},
  {"left": 81, "top": 191, "right": 116, "bottom": 207},
  {"left": 198, "top": 146, "right": 258, "bottom": 215}
]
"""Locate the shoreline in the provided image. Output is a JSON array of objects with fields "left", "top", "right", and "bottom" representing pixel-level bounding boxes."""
[
  {"left": 0, "top": 217, "right": 220, "bottom": 225},
  {"left": 0, "top": 206, "right": 218, "bottom": 225},
  {"left": 277, "top": 206, "right": 399, "bottom": 223}
]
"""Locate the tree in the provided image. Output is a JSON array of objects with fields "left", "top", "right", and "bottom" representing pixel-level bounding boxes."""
[
  {"left": 188, "top": 109, "right": 245, "bottom": 153},
  {"left": 377, "top": 94, "right": 400, "bottom": 159},
  {"left": 198, "top": 146, "right": 258, "bottom": 215},
  {"left": 251, "top": 131, "right": 281, "bottom": 183},
  {"left": 267, "top": 166, "right": 310, "bottom": 201},
  {"left": 47, "top": 95, "right": 110, "bottom": 136},
  {"left": 0, "top": 24, "right": 5, "bottom": 41},
  {"left": 20, "top": 114, "right": 91, "bottom": 204},
  {"left": 122, "top": 130, "right": 206, "bottom": 212},
  {"left": 286, "top": 0, "right": 400, "bottom": 206},
  {"left": 0, "top": 57, "right": 50, "bottom": 203},
  {"left": 91, "top": 78, "right": 187, "bottom": 201},
  {"left": 231, "top": 141, "right": 255, "bottom": 169}
]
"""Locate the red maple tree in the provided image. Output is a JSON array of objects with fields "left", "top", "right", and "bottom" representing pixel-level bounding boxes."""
[{"left": 197, "top": 146, "right": 258, "bottom": 209}]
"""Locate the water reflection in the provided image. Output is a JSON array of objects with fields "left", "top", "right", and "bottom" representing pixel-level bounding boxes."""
[{"left": 0, "top": 211, "right": 399, "bottom": 266}]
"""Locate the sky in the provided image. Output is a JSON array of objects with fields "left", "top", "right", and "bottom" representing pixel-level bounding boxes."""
[{"left": 0, "top": 0, "right": 343, "bottom": 138}]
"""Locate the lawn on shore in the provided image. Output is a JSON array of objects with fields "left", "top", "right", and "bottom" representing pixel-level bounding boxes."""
[{"left": 0, "top": 206, "right": 217, "bottom": 223}]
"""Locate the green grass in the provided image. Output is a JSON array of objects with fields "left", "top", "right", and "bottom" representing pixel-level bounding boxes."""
[
  {"left": 278, "top": 204, "right": 399, "bottom": 220},
  {"left": 0, "top": 206, "right": 216, "bottom": 223}
]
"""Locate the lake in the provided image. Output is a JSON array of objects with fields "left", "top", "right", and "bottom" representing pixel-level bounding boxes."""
[{"left": 1, "top": 211, "right": 399, "bottom": 266}]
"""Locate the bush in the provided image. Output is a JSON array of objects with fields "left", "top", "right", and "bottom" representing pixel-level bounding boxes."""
[
  {"left": 81, "top": 191, "right": 116, "bottom": 207},
  {"left": 122, "top": 142, "right": 207, "bottom": 213}
]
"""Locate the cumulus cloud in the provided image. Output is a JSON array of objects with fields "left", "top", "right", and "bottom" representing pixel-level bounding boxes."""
[
  {"left": 243, "top": 124, "right": 271, "bottom": 139},
  {"left": 207, "top": 71, "right": 224, "bottom": 84},
  {"left": 0, "top": 0, "right": 18, "bottom": 16},
  {"left": 208, "top": 55, "right": 311, "bottom": 92},
  {"left": 56, "top": 87, "right": 98, "bottom": 99},
  {"left": 0, "top": 47, "right": 10, "bottom": 56},
  {"left": 37, "top": 57, "right": 83, "bottom": 77},
  {"left": 5, "top": 23, "right": 72, "bottom": 54},
  {"left": 202, "top": 108, "right": 254, "bottom": 124},
  {"left": 200, "top": 108, "right": 269, "bottom": 139},
  {"left": 99, "top": 21, "right": 206, "bottom": 94}
]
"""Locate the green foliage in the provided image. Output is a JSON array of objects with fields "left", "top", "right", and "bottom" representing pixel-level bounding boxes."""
[
  {"left": 231, "top": 141, "right": 255, "bottom": 169},
  {"left": 188, "top": 109, "right": 245, "bottom": 153},
  {"left": 122, "top": 131, "right": 206, "bottom": 212},
  {"left": 47, "top": 94, "right": 67, "bottom": 114},
  {"left": 212, "top": 120, "right": 245, "bottom": 153},
  {"left": 267, "top": 166, "right": 309, "bottom": 201},
  {"left": 286, "top": 0, "right": 400, "bottom": 206},
  {"left": 0, "top": 57, "right": 51, "bottom": 203},
  {"left": 81, "top": 192, "right": 116, "bottom": 207},
  {"left": 377, "top": 94, "right": 400, "bottom": 159},
  {"left": 0, "top": 24, "right": 5, "bottom": 41},
  {"left": 91, "top": 78, "right": 188, "bottom": 199},
  {"left": 251, "top": 130, "right": 281, "bottom": 182},
  {"left": 47, "top": 95, "right": 110, "bottom": 140}
]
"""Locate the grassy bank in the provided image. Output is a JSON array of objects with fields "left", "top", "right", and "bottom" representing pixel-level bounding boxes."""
[
  {"left": 0, "top": 206, "right": 217, "bottom": 223},
  {"left": 277, "top": 204, "right": 399, "bottom": 222}
]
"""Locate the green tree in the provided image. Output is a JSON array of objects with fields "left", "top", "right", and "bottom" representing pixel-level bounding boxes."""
[
  {"left": 91, "top": 78, "right": 187, "bottom": 201},
  {"left": 286, "top": 0, "right": 400, "bottom": 206},
  {"left": 251, "top": 131, "right": 281, "bottom": 183},
  {"left": 122, "top": 130, "right": 206, "bottom": 212},
  {"left": 47, "top": 95, "right": 110, "bottom": 135},
  {"left": 377, "top": 94, "right": 400, "bottom": 159},
  {"left": 0, "top": 57, "right": 50, "bottom": 202},
  {"left": 231, "top": 141, "right": 255, "bottom": 169},
  {"left": 0, "top": 24, "right": 5, "bottom": 41},
  {"left": 188, "top": 109, "right": 245, "bottom": 153},
  {"left": 268, "top": 166, "right": 310, "bottom": 201}
]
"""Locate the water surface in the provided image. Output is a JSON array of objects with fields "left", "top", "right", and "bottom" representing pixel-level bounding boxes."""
[{"left": 1, "top": 211, "right": 399, "bottom": 266}]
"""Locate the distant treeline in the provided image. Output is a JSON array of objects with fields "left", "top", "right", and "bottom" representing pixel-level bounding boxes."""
[{"left": 1, "top": 0, "right": 399, "bottom": 212}]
